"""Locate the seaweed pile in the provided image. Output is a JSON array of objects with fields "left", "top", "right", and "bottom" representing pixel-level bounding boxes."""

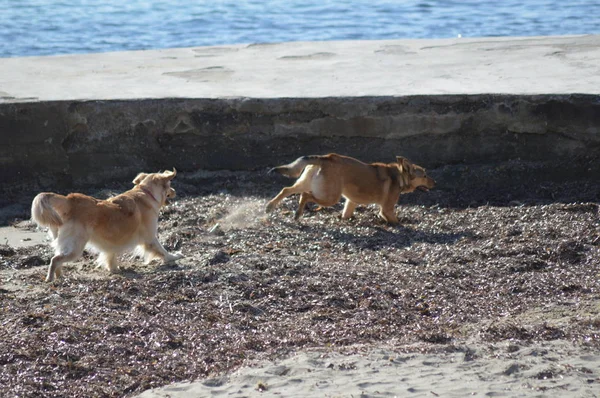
[{"left": 0, "top": 168, "right": 598, "bottom": 397}]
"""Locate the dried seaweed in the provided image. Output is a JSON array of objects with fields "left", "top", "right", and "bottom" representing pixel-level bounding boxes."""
[{"left": 0, "top": 168, "right": 598, "bottom": 397}]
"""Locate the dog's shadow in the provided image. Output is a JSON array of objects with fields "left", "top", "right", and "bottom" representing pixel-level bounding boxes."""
[
  {"left": 292, "top": 221, "right": 470, "bottom": 251},
  {"left": 118, "top": 260, "right": 185, "bottom": 279}
]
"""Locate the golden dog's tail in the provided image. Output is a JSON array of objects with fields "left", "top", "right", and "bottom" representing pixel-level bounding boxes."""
[
  {"left": 31, "top": 193, "right": 66, "bottom": 229},
  {"left": 269, "top": 155, "right": 325, "bottom": 178}
]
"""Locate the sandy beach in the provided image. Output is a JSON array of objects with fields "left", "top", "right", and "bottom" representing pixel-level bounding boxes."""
[
  {"left": 137, "top": 341, "right": 600, "bottom": 397},
  {"left": 1, "top": 2, "right": 600, "bottom": 393}
]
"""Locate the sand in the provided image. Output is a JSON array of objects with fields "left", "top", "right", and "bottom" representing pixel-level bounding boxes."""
[
  {"left": 0, "top": 221, "right": 48, "bottom": 249},
  {"left": 138, "top": 341, "right": 600, "bottom": 397}
]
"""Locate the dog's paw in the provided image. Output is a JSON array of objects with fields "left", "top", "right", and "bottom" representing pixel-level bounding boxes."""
[
  {"left": 265, "top": 202, "right": 276, "bottom": 213},
  {"left": 164, "top": 252, "right": 183, "bottom": 263}
]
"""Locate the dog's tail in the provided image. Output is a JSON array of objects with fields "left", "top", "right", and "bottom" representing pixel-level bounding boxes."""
[
  {"left": 268, "top": 155, "right": 326, "bottom": 178},
  {"left": 31, "top": 193, "right": 67, "bottom": 229}
]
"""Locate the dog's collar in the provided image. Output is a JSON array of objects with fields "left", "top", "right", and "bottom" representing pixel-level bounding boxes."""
[
  {"left": 398, "top": 171, "right": 411, "bottom": 191},
  {"left": 140, "top": 186, "right": 159, "bottom": 204}
]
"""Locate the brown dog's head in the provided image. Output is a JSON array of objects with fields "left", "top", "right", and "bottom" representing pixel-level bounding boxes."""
[
  {"left": 133, "top": 168, "right": 177, "bottom": 206},
  {"left": 396, "top": 157, "right": 435, "bottom": 193}
]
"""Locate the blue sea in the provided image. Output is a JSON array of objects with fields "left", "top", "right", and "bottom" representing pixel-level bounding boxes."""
[{"left": 1, "top": 0, "right": 600, "bottom": 58}]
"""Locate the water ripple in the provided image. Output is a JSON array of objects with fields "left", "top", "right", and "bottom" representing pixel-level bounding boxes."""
[{"left": 1, "top": 0, "right": 599, "bottom": 58}]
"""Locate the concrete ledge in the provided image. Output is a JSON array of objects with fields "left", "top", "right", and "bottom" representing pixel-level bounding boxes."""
[{"left": 2, "top": 35, "right": 600, "bottom": 100}]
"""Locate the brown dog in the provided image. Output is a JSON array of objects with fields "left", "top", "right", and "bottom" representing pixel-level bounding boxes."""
[
  {"left": 266, "top": 154, "right": 435, "bottom": 223},
  {"left": 31, "top": 169, "right": 181, "bottom": 282}
]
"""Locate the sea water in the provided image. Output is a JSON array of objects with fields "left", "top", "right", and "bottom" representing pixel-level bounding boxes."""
[{"left": 1, "top": 0, "right": 599, "bottom": 58}]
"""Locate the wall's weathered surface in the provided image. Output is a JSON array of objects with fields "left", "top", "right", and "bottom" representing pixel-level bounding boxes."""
[{"left": 1, "top": 94, "right": 599, "bottom": 195}]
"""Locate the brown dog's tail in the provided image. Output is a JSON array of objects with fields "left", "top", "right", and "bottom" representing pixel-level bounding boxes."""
[
  {"left": 31, "top": 193, "right": 67, "bottom": 229},
  {"left": 269, "top": 155, "right": 325, "bottom": 178}
]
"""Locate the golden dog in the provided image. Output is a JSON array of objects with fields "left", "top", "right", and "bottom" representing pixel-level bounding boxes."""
[
  {"left": 266, "top": 154, "right": 435, "bottom": 223},
  {"left": 31, "top": 169, "right": 181, "bottom": 282}
]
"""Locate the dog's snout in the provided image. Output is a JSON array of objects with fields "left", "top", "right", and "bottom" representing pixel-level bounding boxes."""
[{"left": 168, "top": 188, "right": 176, "bottom": 198}]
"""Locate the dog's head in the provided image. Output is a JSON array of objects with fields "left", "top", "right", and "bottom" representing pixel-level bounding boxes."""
[
  {"left": 133, "top": 168, "right": 177, "bottom": 206},
  {"left": 396, "top": 157, "right": 435, "bottom": 193}
]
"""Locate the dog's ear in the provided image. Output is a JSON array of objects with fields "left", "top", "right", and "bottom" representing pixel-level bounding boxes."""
[
  {"left": 162, "top": 168, "right": 177, "bottom": 180},
  {"left": 396, "top": 157, "right": 413, "bottom": 175},
  {"left": 133, "top": 173, "right": 149, "bottom": 185}
]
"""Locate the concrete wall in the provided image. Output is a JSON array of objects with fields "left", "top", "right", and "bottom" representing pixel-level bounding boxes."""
[{"left": 2, "top": 94, "right": 599, "bottom": 195}]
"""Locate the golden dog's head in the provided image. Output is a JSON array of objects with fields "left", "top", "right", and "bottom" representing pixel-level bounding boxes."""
[
  {"left": 133, "top": 168, "right": 177, "bottom": 206},
  {"left": 396, "top": 157, "right": 435, "bottom": 193}
]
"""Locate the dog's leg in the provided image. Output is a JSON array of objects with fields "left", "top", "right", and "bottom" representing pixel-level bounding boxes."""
[
  {"left": 47, "top": 255, "right": 64, "bottom": 282},
  {"left": 342, "top": 200, "right": 358, "bottom": 219},
  {"left": 378, "top": 205, "right": 399, "bottom": 224},
  {"left": 98, "top": 252, "right": 118, "bottom": 273},
  {"left": 54, "top": 262, "right": 64, "bottom": 279},
  {"left": 266, "top": 186, "right": 303, "bottom": 213},
  {"left": 295, "top": 191, "right": 341, "bottom": 221},
  {"left": 46, "top": 250, "right": 83, "bottom": 282},
  {"left": 379, "top": 190, "right": 401, "bottom": 224},
  {"left": 295, "top": 192, "right": 312, "bottom": 220},
  {"left": 266, "top": 166, "right": 316, "bottom": 213},
  {"left": 143, "top": 238, "right": 182, "bottom": 264},
  {"left": 46, "top": 225, "right": 87, "bottom": 282}
]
